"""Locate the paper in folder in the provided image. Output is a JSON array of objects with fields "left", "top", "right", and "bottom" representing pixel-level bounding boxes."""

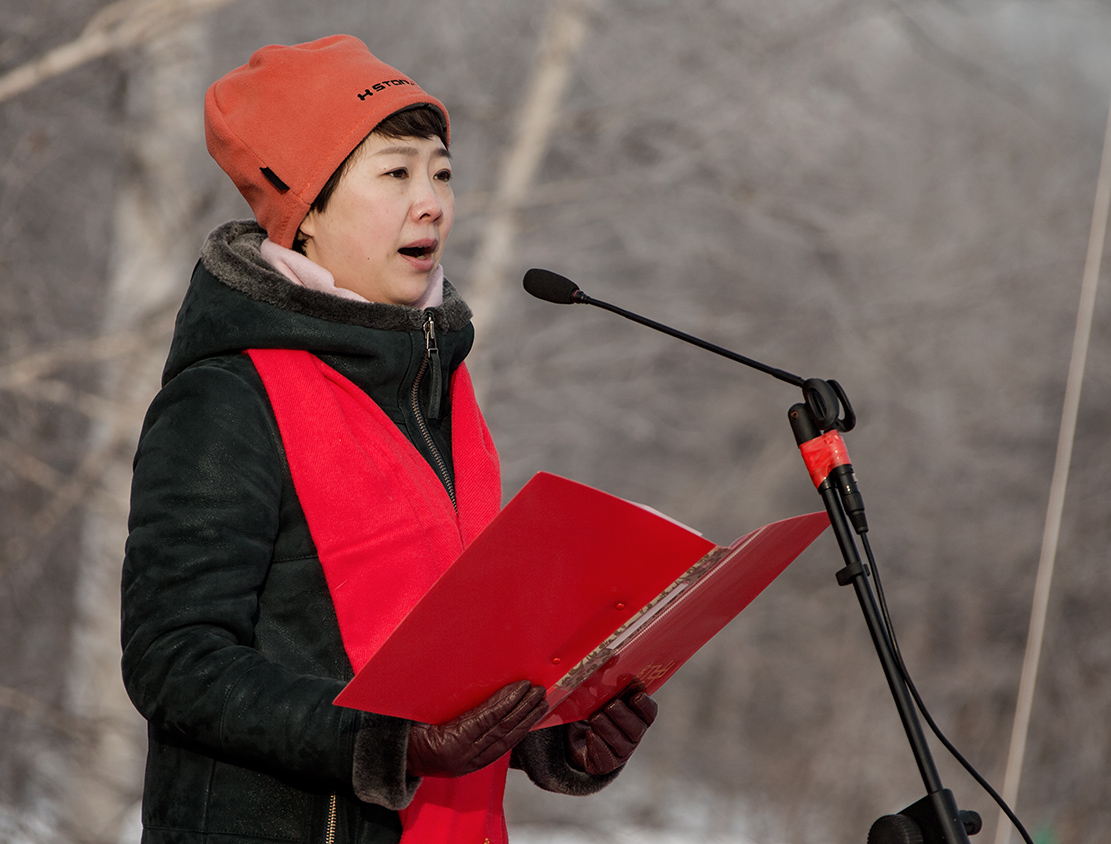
[{"left": 334, "top": 472, "right": 829, "bottom": 728}]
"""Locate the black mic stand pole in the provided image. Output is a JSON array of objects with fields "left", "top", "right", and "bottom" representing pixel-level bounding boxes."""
[
  {"left": 520, "top": 270, "right": 984, "bottom": 844},
  {"left": 787, "top": 398, "right": 977, "bottom": 844}
]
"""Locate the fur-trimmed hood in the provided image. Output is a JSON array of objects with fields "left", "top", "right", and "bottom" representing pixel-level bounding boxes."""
[{"left": 162, "top": 220, "right": 474, "bottom": 385}]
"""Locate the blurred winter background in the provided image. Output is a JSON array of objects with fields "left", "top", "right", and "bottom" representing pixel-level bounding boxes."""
[{"left": 1, "top": 0, "right": 1109, "bottom": 842}]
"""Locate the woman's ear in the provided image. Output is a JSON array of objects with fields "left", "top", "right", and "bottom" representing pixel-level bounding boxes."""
[
  {"left": 293, "top": 211, "right": 318, "bottom": 256},
  {"left": 298, "top": 210, "right": 317, "bottom": 241}
]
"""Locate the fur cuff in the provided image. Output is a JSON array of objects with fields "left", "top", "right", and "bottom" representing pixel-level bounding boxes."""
[
  {"left": 352, "top": 713, "right": 421, "bottom": 809},
  {"left": 511, "top": 725, "right": 622, "bottom": 796}
]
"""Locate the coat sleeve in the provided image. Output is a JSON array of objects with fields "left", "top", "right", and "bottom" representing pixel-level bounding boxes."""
[
  {"left": 510, "top": 725, "right": 622, "bottom": 795},
  {"left": 121, "top": 358, "right": 414, "bottom": 807}
]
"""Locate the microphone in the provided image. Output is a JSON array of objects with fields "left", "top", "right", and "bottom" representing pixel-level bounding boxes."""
[{"left": 522, "top": 268, "right": 585, "bottom": 305}]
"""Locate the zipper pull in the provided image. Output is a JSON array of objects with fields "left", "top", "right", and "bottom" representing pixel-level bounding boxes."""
[{"left": 423, "top": 313, "right": 442, "bottom": 420}]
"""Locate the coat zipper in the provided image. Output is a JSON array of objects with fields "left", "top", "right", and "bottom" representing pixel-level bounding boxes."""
[
  {"left": 324, "top": 792, "right": 337, "bottom": 844},
  {"left": 422, "top": 314, "right": 443, "bottom": 422},
  {"left": 411, "top": 312, "right": 456, "bottom": 507}
]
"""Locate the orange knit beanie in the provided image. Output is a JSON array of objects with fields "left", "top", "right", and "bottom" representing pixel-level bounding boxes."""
[{"left": 204, "top": 35, "right": 450, "bottom": 248}]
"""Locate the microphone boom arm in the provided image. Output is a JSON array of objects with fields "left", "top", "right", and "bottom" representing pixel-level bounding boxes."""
[
  {"left": 523, "top": 268, "right": 855, "bottom": 433},
  {"left": 575, "top": 290, "right": 806, "bottom": 389}
]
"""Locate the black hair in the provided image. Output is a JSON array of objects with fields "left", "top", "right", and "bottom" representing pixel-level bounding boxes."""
[{"left": 292, "top": 105, "right": 448, "bottom": 254}]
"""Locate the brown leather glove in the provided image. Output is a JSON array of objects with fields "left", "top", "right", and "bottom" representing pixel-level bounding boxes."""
[
  {"left": 406, "top": 680, "right": 549, "bottom": 778},
  {"left": 566, "top": 686, "right": 658, "bottom": 776}
]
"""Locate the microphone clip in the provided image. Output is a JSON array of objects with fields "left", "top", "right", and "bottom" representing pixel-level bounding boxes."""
[{"left": 802, "top": 377, "right": 855, "bottom": 434}]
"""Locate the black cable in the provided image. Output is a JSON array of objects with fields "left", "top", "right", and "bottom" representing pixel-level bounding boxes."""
[{"left": 861, "top": 533, "right": 1034, "bottom": 844}]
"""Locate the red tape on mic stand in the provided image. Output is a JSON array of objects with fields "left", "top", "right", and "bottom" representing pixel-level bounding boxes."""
[{"left": 799, "top": 429, "right": 851, "bottom": 488}]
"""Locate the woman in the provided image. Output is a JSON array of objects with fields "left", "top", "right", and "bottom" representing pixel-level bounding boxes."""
[{"left": 121, "top": 35, "right": 656, "bottom": 844}]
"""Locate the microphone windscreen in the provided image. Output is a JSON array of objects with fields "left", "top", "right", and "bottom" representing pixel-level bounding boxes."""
[{"left": 523, "top": 268, "right": 580, "bottom": 304}]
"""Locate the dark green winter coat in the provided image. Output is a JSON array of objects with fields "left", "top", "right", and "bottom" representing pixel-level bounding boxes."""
[{"left": 121, "top": 221, "right": 617, "bottom": 844}]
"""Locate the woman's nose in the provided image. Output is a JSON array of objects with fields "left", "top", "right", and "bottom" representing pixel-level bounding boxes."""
[{"left": 411, "top": 179, "right": 444, "bottom": 221}]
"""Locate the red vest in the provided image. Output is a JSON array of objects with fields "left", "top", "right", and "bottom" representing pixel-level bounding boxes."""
[{"left": 248, "top": 348, "right": 506, "bottom": 844}]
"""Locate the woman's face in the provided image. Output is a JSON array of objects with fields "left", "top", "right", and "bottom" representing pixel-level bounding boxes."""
[{"left": 298, "top": 133, "right": 454, "bottom": 305}]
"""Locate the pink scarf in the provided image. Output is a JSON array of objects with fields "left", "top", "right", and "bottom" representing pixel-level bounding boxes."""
[{"left": 260, "top": 238, "right": 444, "bottom": 309}]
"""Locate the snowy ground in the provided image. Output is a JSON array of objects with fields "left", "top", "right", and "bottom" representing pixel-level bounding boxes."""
[
  {"left": 511, "top": 828, "right": 757, "bottom": 844},
  {"left": 0, "top": 802, "right": 766, "bottom": 844},
  {"left": 505, "top": 774, "right": 771, "bottom": 844}
]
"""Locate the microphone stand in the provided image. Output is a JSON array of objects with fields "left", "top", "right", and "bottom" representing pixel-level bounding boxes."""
[
  {"left": 523, "top": 271, "right": 985, "bottom": 844},
  {"left": 787, "top": 400, "right": 979, "bottom": 844}
]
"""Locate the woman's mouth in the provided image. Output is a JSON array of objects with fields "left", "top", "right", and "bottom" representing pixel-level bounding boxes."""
[{"left": 398, "top": 240, "right": 437, "bottom": 261}]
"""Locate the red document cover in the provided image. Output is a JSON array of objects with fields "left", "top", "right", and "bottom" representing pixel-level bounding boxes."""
[{"left": 334, "top": 472, "right": 828, "bottom": 727}]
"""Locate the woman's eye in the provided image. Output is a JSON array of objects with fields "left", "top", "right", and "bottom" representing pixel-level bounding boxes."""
[
  {"left": 386, "top": 168, "right": 408, "bottom": 179},
  {"left": 435, "top": 169, "right": 453, "bottom": 182}
]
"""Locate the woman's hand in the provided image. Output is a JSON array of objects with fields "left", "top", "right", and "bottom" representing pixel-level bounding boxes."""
[
  {"left": 406, "top": 680, "right": 549, "bottom": 778},
  {"left": 566, "top": 686, "right": 658, "bottom": 775}
]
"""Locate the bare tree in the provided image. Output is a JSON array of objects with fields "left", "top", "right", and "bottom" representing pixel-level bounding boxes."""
[{"left": 62, "top": 20, "right": 219, "bottom": 843}]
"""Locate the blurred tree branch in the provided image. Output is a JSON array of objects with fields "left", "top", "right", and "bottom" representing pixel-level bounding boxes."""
[
  {"left": 889, "top": 0, "right": 1048, "bottom": 120},
  {"left": 0, "top": 0, "right": 236, "bottom": 104},
  {"left": 0, "top": 684, "right": 145, "bottom": 751},
  {"left": 0, "top": 426, "right": 129, "bottom": 583},
  {"left": 466, "top": 0, "right": 599, "bottom": 340},
  {"left": 0, "top": 685, "right": 86, "bottom": 740},
  {"left": 0, "top": 314, "right": 173, "bottom": 393}
]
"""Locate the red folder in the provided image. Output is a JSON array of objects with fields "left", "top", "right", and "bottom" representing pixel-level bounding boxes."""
[{"left": 334, "top": 472, "right": 828, "bottom": 727}]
